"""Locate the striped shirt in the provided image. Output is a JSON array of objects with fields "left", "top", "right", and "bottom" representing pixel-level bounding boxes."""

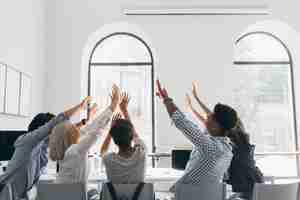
[
  {"left": 171, "top": 110, "right": 233, "bottom": 186},
  {"left": 103, "top": 137, "right": 147, "bottom": 184}
]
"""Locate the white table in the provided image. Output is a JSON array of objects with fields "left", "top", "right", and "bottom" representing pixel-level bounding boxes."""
[{"left": 40, "top": 168, "right": 184, "bottom": 184}]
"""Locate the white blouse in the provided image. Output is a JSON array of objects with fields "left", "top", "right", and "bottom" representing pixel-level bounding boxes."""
[{"left": 55, "top": 107, "right": 112, "bottom": 184}]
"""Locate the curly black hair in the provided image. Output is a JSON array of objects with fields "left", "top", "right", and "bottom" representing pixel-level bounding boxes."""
[{"left": 28, "top": 113, "right": 55, "bottom": 132}]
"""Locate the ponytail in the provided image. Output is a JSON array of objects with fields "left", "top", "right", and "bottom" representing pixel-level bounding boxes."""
[{"left": 227, "top": 118, "right": 250, "bottom": 145}]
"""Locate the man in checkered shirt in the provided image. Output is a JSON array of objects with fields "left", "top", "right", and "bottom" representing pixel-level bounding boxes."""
[{"left": 156, "top": 80, "right": 238, "bottom": 192}]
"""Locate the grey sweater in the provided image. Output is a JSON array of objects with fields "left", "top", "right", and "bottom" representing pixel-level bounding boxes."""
[{"left": 0, "top": 113, "right": 67, "bottom": 200}]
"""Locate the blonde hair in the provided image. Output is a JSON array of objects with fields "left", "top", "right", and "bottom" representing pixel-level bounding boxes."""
[{"left": 49, "top": 121, "right": 80, "bottom": 161}]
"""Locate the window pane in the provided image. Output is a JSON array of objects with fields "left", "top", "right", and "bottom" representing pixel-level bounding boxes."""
[
  {"left": 256, "top": 155, "right": 297, "bottom": 177},
  {"left": 234, "top": 34, "right": 289, "bottom": 62},
  {"left": 89, "top": 65, "right": 153, "bottom": 165},
  {"left": 91, "top": 34, "right": 151, "bottom": 63},
  {"left": 231, "top": 65, "right": 295, "bottom": 154}
]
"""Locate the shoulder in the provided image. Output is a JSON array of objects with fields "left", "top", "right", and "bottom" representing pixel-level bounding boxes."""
[
  {"left": 133, "top": 137, "right": 147, "bottom": 153},
  {"left": 213, "top": 137, "right": 233, "bottom": 154},
  {"left": 64, "top": 144, "right": 81, "bottom": 158}
]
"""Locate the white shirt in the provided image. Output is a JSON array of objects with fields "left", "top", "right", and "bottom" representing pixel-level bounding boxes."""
[
  {"left": 55, "top": 107, "right": 113, "bottom": 184},
  {"left": 103, "top": 137, "right": 147, "bottom": 184}
]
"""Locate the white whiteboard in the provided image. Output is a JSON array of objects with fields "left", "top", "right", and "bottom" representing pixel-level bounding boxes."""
[
  {"left": 19, "top": 74, "right": 31, "bottom": 116},
  {"left": 5, "top": 67, "right": 20, "bottom": 115},
  {"left": 0, "top": 64, "right": 6, "bottom": 113}
]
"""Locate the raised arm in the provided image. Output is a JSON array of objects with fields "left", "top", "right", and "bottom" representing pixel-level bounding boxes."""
[
  {"left": 76, "top": 103, "right": 98, "bottom": 129},
  {"left": 192, "top": 81, "right": 212, "bottom": 115},
  {"left": 77, "top": 86, "right": 121, "bottom": 155},
  {"left": 76, "top": 85, "right": 120, "bottom": 156},
  {"left": 100, "top": 134, "right": 112, "bottom": 156},
  {"left": 82, "top": 85, "right": 120, "bottom": 134},
  {"left": 15, "top": 97, "right": 91, "bottom": 150},
  {"left": 100, "top": 113, "right": 122, "bottom": 156},
  {"left": 119, "top": 92, "right": 139, "bottom": 138},
  {"left": 157, "top": 79, "right": 218, "bottom": 151},
  {"left": 186, "top": 94, "right": 207, "bottom": 124},
  {"left": 64, "top": 96, "right": 92, "bottom": 118}
]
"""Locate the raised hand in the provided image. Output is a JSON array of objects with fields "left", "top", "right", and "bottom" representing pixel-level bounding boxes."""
[
  {"left": 156, "top": 79, "right": 169, "bottom": 100},
  {"left": 192, "top": 81, "right": 199, "bottom": 99},
  {"left": 80, "top": 96, "right": 92, "bottom": 110},
  {"left": 191, "top": 81, "right": 212, "bottom": 115},
  {"left": 120, "top": 92, "right": 130, "bottom": 114},
  {"left": 110, "top": 84, "right": 121, "bottom": 112},
  {"left": 64, "top": 96, "right": 92, "bottom": 118}
]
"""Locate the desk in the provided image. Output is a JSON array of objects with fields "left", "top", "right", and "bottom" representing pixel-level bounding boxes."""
[{"left": 40, "top": 168, "right": 184, "bottom": 184}]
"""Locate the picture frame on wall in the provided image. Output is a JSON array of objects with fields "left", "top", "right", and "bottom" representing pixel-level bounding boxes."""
[
  {"left": 5, "top": 67, "right": 21, "bottom": 115},
  {"left": 0, "top": 63, "right": 6, "bottom": 113},
  {"left": 19, "top": 73, "right": 32, "bottom": 117},
  {"left": 0, "top": 62, "right": 32, "bottom": 117}
]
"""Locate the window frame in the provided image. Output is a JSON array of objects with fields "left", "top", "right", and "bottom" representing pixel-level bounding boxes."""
[
  {"left": 87, "top": 32, "right": 156, "bottom": 166},
  {"left": 234, "top": 31, "right": 300, "bottom": 177}
]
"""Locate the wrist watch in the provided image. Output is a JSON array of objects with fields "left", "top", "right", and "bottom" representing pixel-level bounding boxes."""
[{"left": 81, "top": 119, "right": 87, "bottom": 125}]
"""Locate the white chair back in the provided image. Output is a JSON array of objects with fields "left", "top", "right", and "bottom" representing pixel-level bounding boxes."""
[
  {"left": 175, "top": 182, "right": 226, "bottom": 200},
  {"left": 36, "top": 182, "right": 87, "bottom": 200},
  {"left": 101, "top": 183, "right": 154, "bottom": 200},
  {"left": 253, "top": 182, "right": 299, "bottom": 200}
]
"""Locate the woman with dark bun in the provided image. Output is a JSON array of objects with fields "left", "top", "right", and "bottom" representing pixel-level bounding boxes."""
[
  {"left": 187, "top": 82, "right": 263, "bottom": 200},
  {"left": 157, "top": 79, "right": 237, "bottom": 193}
]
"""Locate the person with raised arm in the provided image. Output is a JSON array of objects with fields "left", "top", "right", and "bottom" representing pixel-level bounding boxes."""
[
  {"left": 156, "top": 79, "right": 237, "bottom": 192},
  {"left": 187, "top": 82, "right": 264, "bottom": 200},
  {"left": 49, "top": 85, "right": 120, "bottom": 186},
  {"left": 0, "top": 96, "right": 92, "bottom": 200},
  {"left": 102, "top": 92, "right": 147, "bottom": 183}
]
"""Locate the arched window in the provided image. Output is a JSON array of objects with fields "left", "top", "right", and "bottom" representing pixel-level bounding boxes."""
[
  {"left": 88, "top": 32, "right": 155, "bottom": 165},
  {"left": 233, "top": 32, "right": 299, "bottom": 177}
]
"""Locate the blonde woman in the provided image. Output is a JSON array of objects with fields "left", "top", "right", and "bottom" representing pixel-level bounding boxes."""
[{"left": 49, "top": 85, "right": 120, "bottom": 185}]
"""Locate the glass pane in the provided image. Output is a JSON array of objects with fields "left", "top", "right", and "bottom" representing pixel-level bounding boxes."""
[
  {"left": 0, "top": 64, "right": 5, "bottom": 113},
  {"left": 231, "top": 65, "right": 295, "bottom": 153},
  {"left": 256, "top": 155, "right": 297, "bottom": 177},
  {"left": 89, "top": 65, "right": 153, "bottom": 165},
  {"left": 234, "top": 34, "right": 289, "bottom": 62},
  {"left": 91, "top": 34, "right": 151, "bottom": 63}
]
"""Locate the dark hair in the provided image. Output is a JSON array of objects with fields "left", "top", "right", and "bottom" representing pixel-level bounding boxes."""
[
  {"left": 109, "top": 119, "right": 134, "bottom": 148},
  {"left": 228, "top": 128, "right": 250, "bottom": 145},
  {"left": 213, "top": 103, "right": 238, "bottom": 131},
  {"left": 227, "top": 118, "right": 250, "bottom": 145},
  {"left": 28, "top": 113, "right": 56, "bottom": 132}
]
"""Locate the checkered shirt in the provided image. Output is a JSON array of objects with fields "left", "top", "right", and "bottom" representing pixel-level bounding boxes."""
[{"left": 171, "top": 110, "right": 233, "bottom": 185}]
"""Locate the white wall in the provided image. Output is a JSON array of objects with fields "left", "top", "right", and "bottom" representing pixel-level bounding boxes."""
[
  {"left": 45, "top": 0, "right": 300, "bottom": 152},
  {"left": 0, "top": 0, "right": 47, "bottom": 130}
]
